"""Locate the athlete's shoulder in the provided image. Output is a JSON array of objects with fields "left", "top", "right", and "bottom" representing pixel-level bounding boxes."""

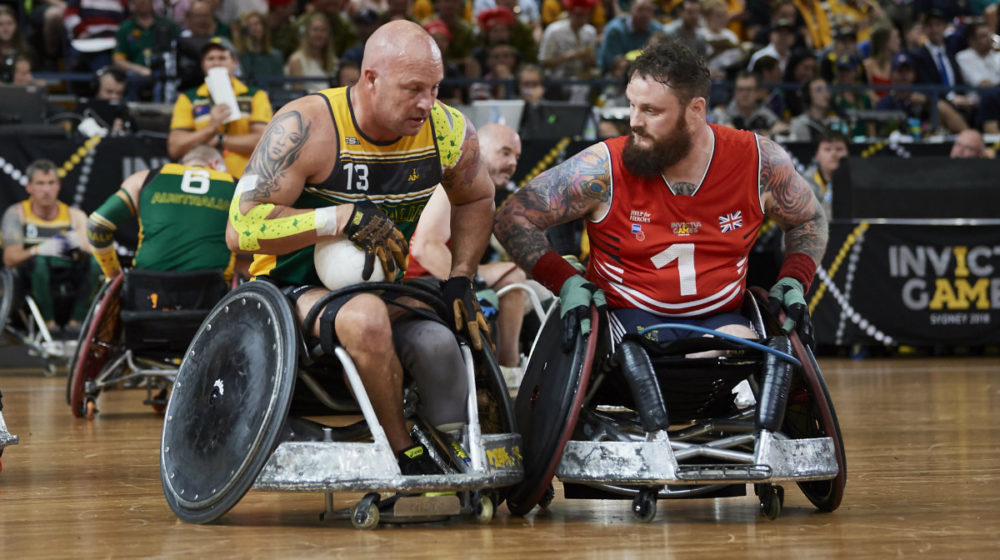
[{"left": 430, "top": 100, "right": 467, "bottom": 168}]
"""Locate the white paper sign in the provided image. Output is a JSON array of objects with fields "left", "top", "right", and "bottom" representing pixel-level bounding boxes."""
[{"left": 205, "top": 67, "right": 241, "bottom": 124}]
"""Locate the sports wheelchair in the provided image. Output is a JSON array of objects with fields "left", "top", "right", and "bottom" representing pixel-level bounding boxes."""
[
  {"left": 66, "top": 269, "right": 228, "bottom": 419},
  {"left": 1, "top": 263, "right": 90, "bottom": 376},
  {"left": 506, "top": 287, "right": 846, "bottom": 521},
  {"left": 159, "top": 279, "right": 523, "bottom": 529}
]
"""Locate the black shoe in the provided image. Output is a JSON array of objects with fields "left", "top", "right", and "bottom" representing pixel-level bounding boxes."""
[{"left": 397, "top": 443, "right": 443, "bottom": 476}]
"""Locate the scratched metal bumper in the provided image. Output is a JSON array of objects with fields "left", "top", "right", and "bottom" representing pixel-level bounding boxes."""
[
  {"left": 555, "top": 431, "right": 838, "bottom": 485},
  {"left": 254, "top": 433, "right": 523, "bottom": 492}
]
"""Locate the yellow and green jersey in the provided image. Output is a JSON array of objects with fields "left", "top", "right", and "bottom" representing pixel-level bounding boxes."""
[
  {"left": 250, "top": 86, "right": 467, "bottom": 286},
  {"left": 20, "top": 200, "right": 73, "bottom": 247}
]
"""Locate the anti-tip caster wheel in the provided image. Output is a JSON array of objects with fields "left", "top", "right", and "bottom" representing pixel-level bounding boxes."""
[
  {"left": 474, "top": 493, "right": 495, "bottom": 523},
  {"left": 538, "top": 483, "right": 555, "bottom": 509},
  {"left": 631, "top": 490, "right": 657, "bottom": 523},
  {"left": 757, "top": 484, "right": 784, "bottom": 520},
  {"left": 352, "top": 492, "right": 381, "bottom": 530}
]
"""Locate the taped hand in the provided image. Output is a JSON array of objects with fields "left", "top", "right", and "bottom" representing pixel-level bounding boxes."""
[
  {"left": 442, "top": 276, "right": 493, "bottom": 352},
  {"left": 558, "top": 275, "right": 606, "bottom": 352},
  {"left": 768, "top": 277, "right": 814, "bottom": 348},
  {"left": 342, "top": 200, "right": 408, "bottom": 281}
]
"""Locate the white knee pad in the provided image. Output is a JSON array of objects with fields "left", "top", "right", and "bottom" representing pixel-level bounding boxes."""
[{"left": 393, "top": 319, "right": 468, "bottom": 430}]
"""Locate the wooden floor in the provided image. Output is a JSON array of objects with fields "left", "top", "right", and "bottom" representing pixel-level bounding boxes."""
[{"left": 1, "top": 354, "right": 999, "bottom": 559}]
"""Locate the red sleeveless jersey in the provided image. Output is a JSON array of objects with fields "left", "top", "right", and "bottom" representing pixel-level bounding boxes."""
[{"left": 586, "top": 124, "right": 764, "bottom": 317}]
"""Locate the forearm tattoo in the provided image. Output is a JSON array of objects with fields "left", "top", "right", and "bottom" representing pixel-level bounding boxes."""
[
  {"left": 494, "top": 146, "right": 610, "bottom": 269},
  {"left": 243, "top": 111, "right": 311, "bottom": 203},
  {"left": 758, "top": 137, "right": 828, "bottom": 263}
]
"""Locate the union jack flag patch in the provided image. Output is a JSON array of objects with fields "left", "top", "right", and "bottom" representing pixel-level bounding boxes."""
[{"left": 718, "top": 211, "right": 743, "bottom": 232}]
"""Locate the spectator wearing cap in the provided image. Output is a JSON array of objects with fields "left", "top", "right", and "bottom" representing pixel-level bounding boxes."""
[
  {"left": 112, "top": 0, "right": 180, "bottom": 95},
  {"left": 541, "top": 0, "right": 605, "bottom": 32},
  {"left": 233, "top": 10, "right": 284, "bottom": 88},
  {"left": 747, "top": 17, "right": 799, "bottom": 74},
  {"left": 267, "top": 0, "right": 299, "bottom": 58},
  {"left": 663, "top": 0, "right": 708, "bottom": 58},
  {"left": 474, "top": 6, "right": 536, "bottom": 72},
  {"left": 830, "top": 51, "right": 876, "bottom": 137},
  {"left": 909, "top": 9, "right": 976, "bottom": 116},
  {"left": 862, "top": 23, "right": 901, "bottom": 100},
  {"left": 285, "top": 11, "right": 337, "bottom": 92},
  {"left": 168, "top": 37, "right": 273, "bottom": 177},
  {"left": 956, "top": 21, "right": 1000, "bottom": 87},
  {"left": 483, "top": 0, "right": 540, "bottom": 63},
  {"left": 487, "top": 0, "right": 543, "bottom": 44},
  {"left": 876, "top": 51, "right": 969, "bottom": 135},
  {"left": 539, "top": 0, "right": 598, "bottom": 103},
  {"left": 598, "top": 0, "right": 664, "bottom": 73},
  {"left": 819, "top": 22, "right": 863, "bottom": 83}
]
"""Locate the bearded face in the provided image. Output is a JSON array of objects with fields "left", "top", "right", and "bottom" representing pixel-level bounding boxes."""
[{"left": 621, "top": 107, "right": 693, "bottom": 177}]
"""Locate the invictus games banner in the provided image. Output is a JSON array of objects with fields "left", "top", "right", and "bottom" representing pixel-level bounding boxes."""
[{"left": 811, "top": 221, "right": 1000, "bottom": 347}]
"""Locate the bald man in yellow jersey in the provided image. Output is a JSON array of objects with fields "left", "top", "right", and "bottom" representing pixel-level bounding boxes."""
[{"left": 227, "top": 20, "right": 496, "bottom": 476}]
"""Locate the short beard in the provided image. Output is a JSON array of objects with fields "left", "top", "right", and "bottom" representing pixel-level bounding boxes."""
[{"left": 622, "top": 112, "right": 693, "bottom": 177}]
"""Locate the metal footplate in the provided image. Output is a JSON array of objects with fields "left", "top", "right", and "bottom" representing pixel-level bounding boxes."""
[
  {"left": 556, "top": 433, "right": 838, "bottom": 485},
  {"left": 253, "top": 433, "right": 523, "bottom": 493},
  {"left": 0, "top": 410, "right": 17, "bottom": 449}
]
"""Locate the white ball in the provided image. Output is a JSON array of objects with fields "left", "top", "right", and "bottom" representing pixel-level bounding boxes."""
[{"left": 313, "top": 238, "right": 385, "bottom": 291}]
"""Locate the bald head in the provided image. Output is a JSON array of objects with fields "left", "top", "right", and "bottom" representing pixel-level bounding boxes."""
[
  {"left": 477, "top": 123, "right": 521, "bottom": 188},
  {"left": 362, "top": 19, "right": 441, "bottom": 74},
  {"left": 180, "top": 144, "right": 226, "bottom": 170},
  {"left": 951, "top": 129, "right": 986, "bottom": 159}
]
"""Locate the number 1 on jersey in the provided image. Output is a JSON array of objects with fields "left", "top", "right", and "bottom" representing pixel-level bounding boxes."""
[{"left": 650, "top": 243, "right": 697, "bottom": 296}]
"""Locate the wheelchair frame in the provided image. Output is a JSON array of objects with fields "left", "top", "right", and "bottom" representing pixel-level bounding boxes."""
[
  {"left": 513, "top": 288, "right": 845, "bottom": 521},
  {"left": 160, "top": 280, "right": 524, "bottom": 529},
  {"left": 1, "top": 267, "right": 74, "bottom": 376}
]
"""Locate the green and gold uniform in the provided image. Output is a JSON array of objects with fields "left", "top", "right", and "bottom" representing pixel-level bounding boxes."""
[
  {"left": 90, "top": 163, "right": 236, "bottom": 278},
  {"left": 249, "top": 86, "right": 468, "bottom": 286}
]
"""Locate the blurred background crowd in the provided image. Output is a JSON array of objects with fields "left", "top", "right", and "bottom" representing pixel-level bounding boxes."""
[{"left": 1, "top": 0, "right": 999, "bottom": 145}]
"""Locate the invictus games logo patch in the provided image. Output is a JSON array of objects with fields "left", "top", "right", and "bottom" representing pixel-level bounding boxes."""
[
  {"left": 345, "top": 137, "right": 360, "bottom": 145},
  {"left": 671, "top": 221, "right": 701, "bottom": 236}
]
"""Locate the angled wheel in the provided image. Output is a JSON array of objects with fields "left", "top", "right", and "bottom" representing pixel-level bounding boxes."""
[
  {"left": 506, "top": 304, "right": 601, "bottom": 516},
  {"left": 160, "top": 280, "right": 298, "bottom": 524},
  {"left": 67, "top": 274, "right": 123, "bottom": 418},
  {"left": 783, "top": 332, "right": 846, "bottom": 512},
  {"left": 0, "top": 269, "right": 16, "bottom": 344}
]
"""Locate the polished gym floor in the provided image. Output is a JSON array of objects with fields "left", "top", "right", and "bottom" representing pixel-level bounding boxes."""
[{"left": 1, "top": 353, "right": 998, "bottom": 558}]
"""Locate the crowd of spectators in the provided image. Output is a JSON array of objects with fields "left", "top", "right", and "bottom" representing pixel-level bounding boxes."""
[{"left": 1, "top": 0, "right": 999, "bottom": 145}]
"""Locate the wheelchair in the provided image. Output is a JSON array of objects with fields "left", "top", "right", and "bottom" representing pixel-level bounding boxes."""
[
  {"left": 159, "top": 279, "right": 523, "bottom": 529},
  {"left": 65, "top": 268, "right": 228, "bottom": 419},
  {"left": 506, "top": 287, "right": 846, "bottom": 522},
  {"left": 1, "top": 263, "right": 89, "bottom": 376}
]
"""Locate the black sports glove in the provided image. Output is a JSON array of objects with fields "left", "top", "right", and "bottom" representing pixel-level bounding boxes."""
[
  {"left": 342, "top": 200, "right": 408, "bottom": 281},
  {"left": 441, "top": 276, "right": 493, "bottom": 352},
  {"left": 768, "top": 277, "right": 814, "bottom": 348}
]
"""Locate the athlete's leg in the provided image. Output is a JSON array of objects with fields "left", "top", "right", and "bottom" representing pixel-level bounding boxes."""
[
  {"left": 393, "top": 318, "right": 468, "bottom": 433},
  {"left": 295, "top": 289, "right": 413, "bottom": 453}
]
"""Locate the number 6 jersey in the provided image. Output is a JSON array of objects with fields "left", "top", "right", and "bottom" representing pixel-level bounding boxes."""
[{"left": 587, "top": 124, "right": 764, "bottom": 317}]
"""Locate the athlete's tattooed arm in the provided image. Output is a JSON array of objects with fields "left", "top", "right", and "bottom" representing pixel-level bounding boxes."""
[
  {"left": 758, "top": 137, "right": 828, "bottom": 264},
  {"left": 240, "top": 110, "right": 312, "bottom": 208},
  {"left": 494, "top": 144, "right": 611, "bottom": 271},
  {"left": 441, "top": 120, "right": 496, "bottom": 280}
]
